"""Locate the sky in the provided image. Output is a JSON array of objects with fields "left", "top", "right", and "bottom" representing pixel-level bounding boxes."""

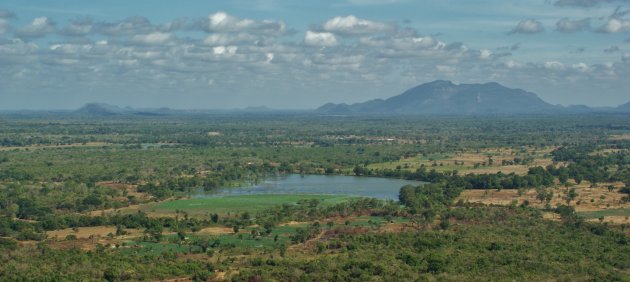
[{"left": 0, "top": 0, "right": 629, "bottom": 110}]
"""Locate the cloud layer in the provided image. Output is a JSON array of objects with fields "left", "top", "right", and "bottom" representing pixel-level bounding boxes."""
[{"left": 1, "top": 5, "right": 629, "bottom": 109}]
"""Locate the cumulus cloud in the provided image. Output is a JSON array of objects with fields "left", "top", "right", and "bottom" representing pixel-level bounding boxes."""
[
  {"left": 623, "top": 51, "right": 630, "bottom": 61},
  {"left": 510, "top": 19, "right": 544, "bottom": 34},
  {"left": 572, "top": 62, "right": 590, "bottom": 72},
  {"left": 599, "top": 18, "right": 630, "bottom": 33},
  {"left": 556, "top": 18, "right": 590, "bottom": 32},
  {"left": 544, "top": 61, "right": 566, "bottom": 70},
  {"left": 132, "top": 32, "right": 173, "bottom": 45},
  {"left": 304, "top": 31, "right": 338, "bottom": 47},
  {"left": 359, "top": 34, "right": 443, "bottom": 51},
  {"left": 597, "top": 7, "right": 630, "bottom": 33},
  {"left": 212, "top": 45, "right": 238, "bottom": 56},
  {"left": 321, "top": 15, "right": 395, "bottom": 35},
  {"left": 15, "top": 17, "right": 56, "bottom": 39},
  {"left": 202, "top": 12, "right": 286, "bottom": 36},
  {"left": 479, "top": 49, "right": 492, "bottom": 60}
]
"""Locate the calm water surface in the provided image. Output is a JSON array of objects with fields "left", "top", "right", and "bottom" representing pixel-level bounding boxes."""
[{"left": 196, "top": 174, "right": 425, "bottom": 200}]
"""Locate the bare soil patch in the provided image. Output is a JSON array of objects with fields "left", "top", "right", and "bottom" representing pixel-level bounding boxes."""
[
  {"left": 47, "top": 226, "right": 145, "bottom": 240},
  {"left": 196, "top": 227, "right": 233, "bottom": 235}
]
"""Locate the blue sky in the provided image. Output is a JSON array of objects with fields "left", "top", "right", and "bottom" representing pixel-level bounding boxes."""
[{"left": 1, "top": 0, "right": 629, "bottom": 109}]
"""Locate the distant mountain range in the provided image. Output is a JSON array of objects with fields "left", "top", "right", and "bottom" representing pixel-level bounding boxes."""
[
  {"left": 76, "top": 103, "right": 175, "bottom": 116},
  {"left": 73, "top": 103, "right": 286, "bottom": 116},
  {"left": 317, "top": 80, "right": 629, "bottom": 115},
  {"left": 39, "top": 81, "right": 629, "bottom": 116}
]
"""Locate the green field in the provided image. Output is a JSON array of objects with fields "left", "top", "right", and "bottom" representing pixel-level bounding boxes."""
[{"left": 150, "top": 194, "right": 360, "bottom": 215}]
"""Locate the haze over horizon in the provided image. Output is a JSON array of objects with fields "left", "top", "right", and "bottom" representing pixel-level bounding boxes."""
[{"left": 1, "top": 0, "right": 630, "bottom": 110}]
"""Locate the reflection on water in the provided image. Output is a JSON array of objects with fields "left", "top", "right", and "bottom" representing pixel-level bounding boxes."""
[{"left": 195, "top": 174, "right": 425, "bottom": 200}]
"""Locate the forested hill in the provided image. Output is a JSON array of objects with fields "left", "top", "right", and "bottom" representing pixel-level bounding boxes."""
[{"left": 317, "top": 80, "right": 627, "bottom": 115}]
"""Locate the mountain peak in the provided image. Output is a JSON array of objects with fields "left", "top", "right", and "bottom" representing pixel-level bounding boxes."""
[{"left": 317, "top": 80, "right": 557, "bottom": 115}]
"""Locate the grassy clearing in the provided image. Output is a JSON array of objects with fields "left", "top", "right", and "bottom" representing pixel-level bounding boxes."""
[{"left": 149, "top": 194, "right": 359, "bottom": 216}]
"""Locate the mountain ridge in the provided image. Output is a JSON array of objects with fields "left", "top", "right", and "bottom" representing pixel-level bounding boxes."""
[{"left": 317, "top": 80, "right": 566, "bottom": 115}]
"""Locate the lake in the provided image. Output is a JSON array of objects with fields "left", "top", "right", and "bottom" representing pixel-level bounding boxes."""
[{"left": 195, "top": 174, "right": 425, "bottom": 200}]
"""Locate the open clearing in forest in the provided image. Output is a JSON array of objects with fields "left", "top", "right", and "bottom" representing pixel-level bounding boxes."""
[
  {"left": 146, "top": 194, "right": 360, "bottom": 216},
  {"left": 458, "top": 181, "right": 630, "bottom": 224},
  {"left": 368, "top": 147, "right": 554, "bottom": 176}
]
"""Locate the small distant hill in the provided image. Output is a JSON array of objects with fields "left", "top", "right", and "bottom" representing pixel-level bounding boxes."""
[
  {"left": 317, "top": 80, "right": 558, "bottom": 115},
  {"left": 76, "top": 103, "right": 127, "bottom": 115}
]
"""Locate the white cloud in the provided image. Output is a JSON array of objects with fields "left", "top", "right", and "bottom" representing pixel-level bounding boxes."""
[
  {"left": 15, "top": 17, "right": 56, "bottom": 38},
  {"left": 304, "top": 31, "right": 338, "bottom": 47},
  {"left": 505, "top": 60, "right": 523, "bottom": 69},
  {"left": 265, "top": 53, "right": 274, "bottom": 64},
  {"left": 411, "top": 36, "right": 440, "bottom": 48},
  {"left": 510, "top": 19, "right": 544, "bottom": 34},
  {"left": 322, "top": 15, "right": 395, "bottom": 35},
  {"left": 572, "top": 62, "right": 590, "bottom": 72},
  {"left": 599, "top": 18, "right": 630, "bottom": 33},
  {"left": 544, "top": 61, "right": 566, "bottom": 70},
  {"left": 209, "top": 12, "right": 254, "bottom": 31},
  {"left": 206, "top": 12, "right": 286, "bottom": 35},
  {"left": 556, "top": 18, "right": 590, "bottom": 32},
  {"left": 132, "top": 32, "right": 173, "bottom": 45},
  {"left": 479, "top": 49, "right": 492, "bottom": 60},
  {"left": 213, "top": 45, "right": 238, "bottom": 56}
]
